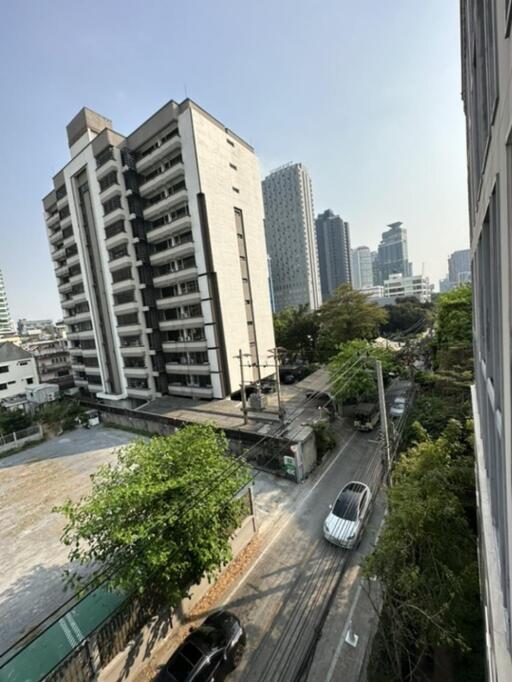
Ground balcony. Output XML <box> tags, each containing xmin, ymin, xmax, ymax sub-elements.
<box><xmin>156</xmin><ymin>291</ymin><xmax>201</xmax><ymax>309</ymax></box>
<box><xmin>139</xmin><ymin>161</ymin><xmax>185</xmax><ymax>197</ymax></box>
<box><xmin>84</xmin><ymin>366</ymin><xmax>101</xmax><ymax>375</ymax></box>
<box><xmin>62</xmin><ymin>233</ymin><xmax>75</xmax><ymax>248</ymax></box>
<box><xmin>143</xmin><ymin>188</ymin><xmax>188</xmax><ymax>222</ymax></box>
<box><xmin>109</xmin><ymin>253</ymin><xmax>132</xmax><ymax>272</ymax></box>
<box><xmin>49</xmin><ymin>228</ymin><xmax>63</xmax><ymax>245</ymax></box>
<box><xmin>67</xmin><ymin>253</ymin><xmax>80</xmax><ymax>268</ymax></box>
<box><xmin>136</xmin><ymin>134</ymin><xmax>181</xmax><ymax>173</ymax></box>
<box><xmin>117</xmin><ymin>322</ymin><xmax>142</xmax><ymax>336</ymax></box>
<box><xmin>159</xmin><ymin>316</ymin><xmax>203</xmax><ymax>332</ymax></box>
<box><xmin>105</xmin><ymin>230</ymin><xmax>129</xmax><ymax>250</ymax></box>
<box><xmin>153</xmin><ymin>265</ymin><xmax>198</xmax><ymax>288</ymax></box>
<box><xmin>81</xmin><ymin>347</ymin><xmax>98</xmax><ymax>357</ymax></box>
<box><xmin>99</xmin><ymin>182</ymin><xmax>120</xmax><ymax>203</ymax></box>
<box><xmin>56</xmin><ymin>195</ymin><xmax>68</xmax><ymax>210</ymax></box>
<box><xmin>146</xmin><ymin>214</ymin><xmax>192</xmax><ymax>244</ymax></box>
<box><xmin>60</xmin><ymin>214</ymin><xmax>72</xmax><ymax>229</ymax></box>
<box><xmin>69</xmin><ymin>272</ymin><xmax>83</xmax><ymax>285</ymax></box>
<box><xmin>58</xmin><ymin>280</ymin><xmax>72</xmax><ymax>293</ymax></box>
<box><xmin>64</xmin><ymin>310</ymin><xmax>91</xmax><ymax>325</ymax></box>
<box><xmin>71</xmin><ymin>360</ymin><xmax>85</xmax><ymax>370</ymax></box>
<box><xmin>167</xmin><ymin>384</ymin><xmax>213</xmax><ymax>399</ymax></box>
<box><xmin>162</xmin><ymin>339</ymin><xmax>207</xmax><ymax>352</ymax></box>
<box><xmin>55</xmin><ymin>263</ymin><xmax>69</xmax><ymax>278</ymax></box>
<box><xmin>52</xmin><ymin>245</ymin><xmax>65</xmax><ymax>260</ymax></box>
<box><xmin>113</xmin><ymin>299</ymin><xmax>139</xmax><ymax>315</ymax></box>
<box><xmin>67</xmin><ymin>328</ymin><xmax>95</xmax><ymax>340</ymax></box>
<box><xmin>96</xmin><ymin>156</ymin><xmax>118</xmax><ymax>180</ymax></box>
<box><xmin>123</xmin><ymin>366</ymin><xmax>148</xmax><ymax>377</ymax></box>
<box><xmin>165</xmin><ymin>362</ymin><xmax>210</xmax><ymax>375</ymax></box>
<box><xmin>120</xmin><ymin>344</ymin><xmax>145</xmax><ymax>356</ymax></box>
<box><xmin>74</xmin><ymin>378</ymin><xmax>88</xmax><ymax>387</ymax></box>
<box><xmin>149</xmin><ymin>239</ymin><xmax>194</xmax><ymax>267</ymax></box>
<box><xmin>46</xmin><ymin>212</ymin><xmax>60</xmax><ymax>227</ymax></box>
<box><xmin>112</xmin><ymin>277</ymin><xmax>135</xmax><ymax>294</ymax></box>
<box><xmin>88</xmin><ymin>382</ymin><xmax>104</xmax><ymax>393</ymax></box>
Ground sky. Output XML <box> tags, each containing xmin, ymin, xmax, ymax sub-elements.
<box><xmin>0</xmin><ymin>0</ymin><xmax>469</xmax><ymax>320</ymax></box>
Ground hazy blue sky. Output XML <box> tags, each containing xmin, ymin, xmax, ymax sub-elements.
<box><xmin>0</xmin><ymin>0</ymin><xmax>468</xmax><ymax>320</ymax></box>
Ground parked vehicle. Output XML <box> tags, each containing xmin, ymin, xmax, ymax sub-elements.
<box><xmin>353</xmin><ymin>403</ymin><xmax>380</xmax><ymax>431</ymax></box>
<box><xmin>389</xmin><ymin>396</ymin><xmax>406</xmax><ymax>418</ymax></box>
<box><xmin>155</xmin><ymin>610</ymin><xmax>246</xmax><ymax>681</ymax></box>
<box><xmin>324</xmin><ymin>481</ymin><xmax>372</xmax><ymax>548</ymax></box>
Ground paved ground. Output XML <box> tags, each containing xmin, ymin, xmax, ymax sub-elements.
<box><xmin>0</xmin><ymin>426</ymin><xmax>138</xmax><ymax>654</ymax></box>
<box><xmin>223</xmin><ymin>422</ymin><xmax>384</xmax><ymax>682</ymax></box>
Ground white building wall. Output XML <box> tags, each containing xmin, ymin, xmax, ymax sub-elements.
<box><xmin>0</xmin><ymin>356</ymin><xmax>38</xmax><ymax>401</ymax></box>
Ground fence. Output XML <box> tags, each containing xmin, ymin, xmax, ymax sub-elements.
<box><xmin>0</xmin><ymin>424</ymin><xmax>43</xmax><ymax>455</ymax></box>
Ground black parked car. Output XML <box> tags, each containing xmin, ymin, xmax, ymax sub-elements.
<box><xmin>156</xmin><ymin>610</ymin><xmax>246</xmax><ymax>681</ymax></box>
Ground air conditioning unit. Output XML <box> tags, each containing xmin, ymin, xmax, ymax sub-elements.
<box><xmin>249</xmin><ymin>393</ymin><xmax>267</xmax><ymax>411</ymax></box>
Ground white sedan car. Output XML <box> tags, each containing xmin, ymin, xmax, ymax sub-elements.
<box><xmin>389</xmin><ymin>396</ymin><xmax>406</xmax><ymax>418</ymax></box>
<box><xmin>323</xmin><ymin>481</ymin><xmax>372</xmax><ymax>549</ymax></box>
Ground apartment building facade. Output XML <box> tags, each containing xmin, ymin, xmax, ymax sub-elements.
<box><xmin>43</xmin><ymin>101</ymin><xmax>275</xmax><ymax>406</ymax></box>
<box><xmin>448</xmin><ymin>248</ymin><xmax>471</xmax><ymax>285</ymax></box>
<box><xmin>351</xmin><ymin>245</ymin><xmax>374</xmax><ymax>290</ymax></box>
<box><xmin>460</xmin><ymin>0</ymin><xmax>512</xmax><ymax>679</ymax></box>
<box><xmin>262</xmin><ymin>163</ymin><xmax>322</xmax><ymax>312</ymax></box>
<box><xmin>23</xmin><ymin>338</ymin><xmax>74</xmax><ymax>389</ymax></box>
<box><xmin>0</xmin><ymin>343</ymin><xmax>38</xmax><ymax>402</ymax></box>
<box><xmin>315</xmin><ymin>209</ymin><xmax>352</xmax><ymax>300</ymax></box>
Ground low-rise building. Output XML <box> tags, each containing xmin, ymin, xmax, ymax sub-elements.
<box><xmin>23</xmin><ymin>338</ymin><xmax>74</xmax><ymax>389</ymax></box>
<box><xmin>382</xmin><ymin>273</ymin><xmax>432</xmax><ymax>303</ymax></box>
<box><xmin>0</xmin><ymin>342</ymin><xmax>39</xmax><ymax>402</ymax></box>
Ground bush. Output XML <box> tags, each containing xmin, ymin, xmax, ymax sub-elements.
<box><xmin>312</xmin><ymin>420</ymin><xmax>336</xmax><ymax>461</ymax></box>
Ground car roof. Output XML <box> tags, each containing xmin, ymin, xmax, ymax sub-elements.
<box><xmin>342</xmin><ymin>481</ymin><xmax>369</xmax><ymax>495</ymax></box>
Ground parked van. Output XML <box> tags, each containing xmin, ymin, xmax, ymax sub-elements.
<box><xmin>353</xmin><ymin>403</ymin><xmax>380</xmax><ymax>431</ymax></box>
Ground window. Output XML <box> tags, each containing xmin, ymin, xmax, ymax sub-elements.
<box><xmin>56</xmin><ymin>185</ymin><xmax>67</xmax><ymax>200</ymax></box>
<box><xmin>117</xmin><ymin>313</ymin><xmax>139</xmax><ymax>327</ymax></box>
<box><xmin>232</xmin><ymin>187</ymin><xmax>240</xmax><ymax>194</ymax></box>
<box><xmin>112</xmin><ymin>266</ymin><xmax>132</xmax><ymax>283</ymax></box>
<box><xmin>26</xmin><ymin>378</ymin><xmax>34</xmax><ymax>385</ymax></box>
<box><xmin>0</xmin><ymin>384</ymin><xmax>6</xmax><ymax>391</ymax></box>
<box><xmin>99</xmin><ymin>170</ymin><xmax>118</xmax><ymax>192</ymax></box>
<box><xmin>59</xmin><ymin>205</ymin><xmax>70</xmax><ymax>220</ymax></box>
<box><xmin>109</xmin><ymin>244</ymin><xmax>129</xmax><ymax>261</ymax></box>
<box><xmin>103</xmin><ymin>195</ymin><xmax>122</xmax><ymax>216</ymax></box>
<box><xmin>18</xmin><ymin>361</ymin><xmax>28</xmax><ymax>366</ymax></box>
<box><xmin>229</xmin><ymin>163</ymin><xmax>238</xmax><ymax>170</ymax></box>
<box><xmin>127</xmin><ymin>377</ymin><xmax>148</xmax><ymax>389</ymax></box>
<box><xmin>0</xmin><ymin>366</ymin><xmax>8</xmax><ymax>373</ymax></box>
<box><xmin>105</xmin><ymin>219</ymin><xmax>125</xmax><ymax>239</ymax></box>
<box><xmin>114</xmin><ymin>290</ymin><xmax>135</xmax><ymax>305</ymax></box>
<box><xmin>120</xmin><ymin>335</ymin><xmax>141</xmax><ymax>347</ymax></box>
<box><xmin>226</xmin><ymin>138</ymin><xmax>235</xmax><ymax>147</ymax></box>
<box><xmin>96</xmin><ymin>146</ymin><xmax>114</xmax><ymax>168</ymax></box>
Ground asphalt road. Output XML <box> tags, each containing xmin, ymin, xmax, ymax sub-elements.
<box><xmin>223</xmin><ymin>422</ymin><xmax>384</xmax><ymax>682</ymax></box>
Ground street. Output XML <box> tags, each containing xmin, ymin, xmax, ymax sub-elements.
<box><xmin>223</xmin><ymin>422</ymin><xmax>384</xmax><ymax>682</ymax></box>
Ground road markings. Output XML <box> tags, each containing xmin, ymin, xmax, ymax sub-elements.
<box><xmin>222</xmin><ymin>431</ymin><xmax>358</xmax><ymax>606</ymax></box>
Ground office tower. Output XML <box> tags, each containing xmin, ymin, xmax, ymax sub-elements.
<box><xmin>374</xmin><ymin>222</ymin><xmax>413</xmax><ymax>285</ymax></box>
<box><xmin>461</xmin><ymin>1</ymin><xmax>512</xmax><ymax>678</ymax></box>
<box><xmin>351</xmin><ymin>245</ymin><xmax>374</xmax><ymax>290</ymax></box>
<box><xmin>315</xmin><ymin>209</ymin><xmax>352</xmax><ymax>300</ymax></box>
<box><xmin>0</xmin><ymin>269</ymin><xmax>13</xmax><ymax>335</ymax></box>
<box><xmin>43</xmin><ymin>101</ymin><xmax>275</xmax><ymax>406</ymax></box>
<box><xmin>448</xmin><ymin>248</ymin><xmax>471</xmax><ymax>285</ymax></box>
<box><xmin>439</xmin><ymin>277</ymin><xmax>452</xmax><ymax>293</ymax></box>
<box><xmin>262</xmin><ymin>163</ymin><xmax>321</xmax><ymax>312</ymax></box>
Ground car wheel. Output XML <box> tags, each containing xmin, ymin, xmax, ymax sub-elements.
<box><xmin>228</xmin><ymin>641</ymin><xmax>245</xmax><ymax>670</ymax></box>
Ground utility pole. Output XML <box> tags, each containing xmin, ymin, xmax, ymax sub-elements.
<box><xmin>269</xmin><ymin>347</ymin><xmax>285</xmax><ymax>425</ymax></box>
<box><xmin>375</xmin><ymin>359</ymin><xmax>391</xmax><ymax>480</ymax></box>
<box><xmin>237</xmin><ymin>349</ymin><xmax>248</xmax><ymax>425</ymax></box>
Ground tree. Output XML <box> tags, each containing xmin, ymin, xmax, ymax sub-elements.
<box><xmin>55</xmin><ymin>424</ymin><xmax>251</xmax><ymax>606</ymax></box>
<box><xmin>273</xmin><ymin>305</ymin><xmax>319</xmax><ymax>362</ymax></box>
<box><xmin>381</xmin><ymin>297</ymin><xmax>433</xmax><ymax>336</ymax></box>
<box><xmin>364</xmin><ymin>421</ymin><xmax>484</xmax><ymax>681</ymax></box>
<box><xmin>317</xmin><ymin>285</ymin><xmax>388</xmax><ymax>360</ymax></box>
<box><xmin>0</xmin><ymin>407</ymin><xmax>32</xmax><ymax>435</ymax></box>
<box><xmin>328</xmin><ymin>339</ymin><xmax>397</xmax><ymax>405</ymax></box>
<box><xmin>435</xmin><ymin>285</ymin><xmax>473</xmax><ymax>371</ymax></box>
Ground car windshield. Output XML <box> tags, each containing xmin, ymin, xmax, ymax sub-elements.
<box><xmin>394</xmin><ymin>397</ymin><xmax>406</xmax><ymax>404</ymax></box>
<box><xmin>195</xmin><ymin>625</ymin><xmax>225</xmax><ymax>647</ymax></box>
<box><xmin>332</xmin><ymin>492</ymin><xmax>359</xmax><ymax>521</ymax></box>
<box><xmin>167</xmin><ymin>642</ymin><xmax>203</xmax><ymax>679</ymax></box>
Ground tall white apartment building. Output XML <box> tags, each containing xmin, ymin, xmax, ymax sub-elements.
<box><xmin>0</xmin><ymin>268</ymin><xmax>14</xmax><ymax>335</ymax></box>
<box><xmin>351</xmin><ymin>246</ymin><xmax>374</xmax><ymax>290</ymax></box>
<box><xmin>262</xmin><ymin>163</ymin><xmax>322</xmax><ymax>312</ymax></box>
<box><xmin>382</xmin><ymin>273</ymin><xmax>432</xmax><ymax>303</ymax></box>
<box><xmin>43</xmin><ymin>101</ymin><xmax>275</xmax><ymax>407</ymax></box>
<box><xmin>461</xmin><ymin>1</ymin><xmax>512</xmax><ymax>678</ymax></box>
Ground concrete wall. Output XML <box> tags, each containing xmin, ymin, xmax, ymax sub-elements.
<box><xmin>0</xmin><ymin>356</ymin><xmax>38</xmax><ymax>401</ymax></box>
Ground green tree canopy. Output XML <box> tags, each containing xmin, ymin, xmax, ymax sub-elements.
<box><xmin>318</xmin><ymin>285</ymin><xmax>388</xmax><ymax>360</ymax></box>
<box><xmin>56</xmin><ymin>424</ymin><xmax>251</xmax><ymax>606</ymax></box>
<box><xmin>364</xmin><ymin>420</ymin><xmax>483</xmax><ymax>681</ymax></box>
<box><xmin>328</xmin><ymin>339</ymin><xmax>397</xmax><ymax>404</ymax></box>
<box><xmin>273</xmin><ymin>304</ymin><xmax>319</xmax><ymax>362</ymax></box>
<box><xmin>381</xmin><ymin>297</ymin><xmax>433</xmax><ymax>336</ymax></box>
<box><xmin>0</xmin><ymin>407</ymin><xmax>32</xmax><ymax>435</ymax></box>
<box><xmin>435</xmin><ymin>285</ymin><xmax>473</xmax><ymax>371</ymax></box>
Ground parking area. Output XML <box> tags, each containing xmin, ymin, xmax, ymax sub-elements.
<box><xmin>0</xmin><ymin>426</ymin><xmax>139</xmax><ymax>654</ymax></box>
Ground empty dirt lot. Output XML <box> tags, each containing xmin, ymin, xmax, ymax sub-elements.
<box><xmin>0</xmin><ymin>426</ymin><xmax>139</xmax><ymax>654</ymax></box>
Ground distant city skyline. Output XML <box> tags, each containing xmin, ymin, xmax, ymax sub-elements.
<box><xmin>1</xmin><ymin>1</ymin><xmax>469</xmax><ymax>318</ymax></box>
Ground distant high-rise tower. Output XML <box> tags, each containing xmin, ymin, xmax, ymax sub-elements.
<box><xmin>262</xmin><ymin>163</ymin><xmax>322</xmax><ymax>312</ymax></box>
<box><xmin>374</xmin><ymin>222</ymin><xmax>412</xmax><ymax>284</ymax></box>
<box><xmin>0</xmin><ymin>268</ymin><xmax>13</xmax><ymax>335</ymax></box>
<box><xmin>351</xmin><ymin>246</ymin><xmax>374</xmax><ymax>290</ymax></box>
<box><xmin>448</xmin><ymin>249</ymin><xmax>471</xmax><ymax>285</ymax></box>
<box><xmin>315</xmin><ymin>210</ymin><xmax>352</xmax><ymax>300</ymax></box>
